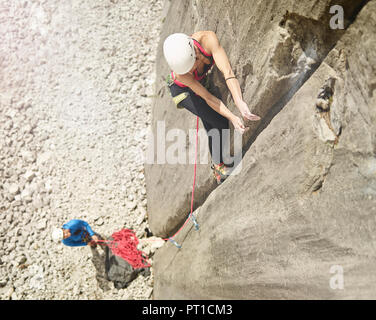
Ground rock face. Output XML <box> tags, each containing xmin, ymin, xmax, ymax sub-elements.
<box><xmin>149</xmin><ymin>0</ymin><xmax>376</xmax><ymax>299</ymax></box>
<box><xmin>145</xmin><ymin>0</ymin><xmax>369</xmax><ymax>238</ymax></box>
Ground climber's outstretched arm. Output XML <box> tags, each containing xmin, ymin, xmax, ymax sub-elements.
<box><xmin>206</xmin><ymin>31</ymin><xmax>261</xmax><ymax>122</ymax></box>
<box><xmin>176</xmin><ymin>72</ymin><xmax>247</xmax><ymax>133</ymax></box>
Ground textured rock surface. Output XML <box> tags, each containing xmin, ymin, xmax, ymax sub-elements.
<box><xmin>145</xmin><ymin>0</ymin><xmax>369</xmax><ymax>238</ymax></box>
<box><xmin>0</xmin><ymin>0</ymin><xmax>163</xmax><ymax>300</ymax></box>
<box><xmin>153</xmin><ymin>0</ymin><xmax>376</xmax><ymax>299</ymax></box>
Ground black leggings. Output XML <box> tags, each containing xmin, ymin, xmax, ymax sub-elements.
<box><xmin>169</xmin><ymin>83</ymin><xmax>230</xmax><ymax>165</ymax></box>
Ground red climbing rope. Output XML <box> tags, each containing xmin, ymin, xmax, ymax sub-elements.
<box><xmin>190</xmin><ymin>116</ymin><xmax>199</xmax><ymax>216</ymax></box>
<box><xmin>162</xmin><ymin>115</ymin><xmax>200</xmax><ymax>242</ymax></box>
<box><xmin>97</xmin><ymin>229</ymin><xmax>151</xmax><ymax>269</ymax></box>
<box><xmin>98</xmin><ymin>116</ymin><xmax>200</xmax><ymax>261</ymax></box>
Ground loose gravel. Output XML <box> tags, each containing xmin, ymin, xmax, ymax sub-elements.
<box><xmin>0</xmin><ymin>0</ymin><xmax>164</xmax><ymax>300</ymax></box>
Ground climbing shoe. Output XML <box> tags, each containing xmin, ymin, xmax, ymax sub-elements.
<box><xmin>211</xmin><ymin>162</ymin><xmax>231</xmax><ymax>185</ymax></box>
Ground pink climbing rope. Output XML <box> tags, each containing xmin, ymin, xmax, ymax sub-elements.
<box><xmin>190</xmin><ymin>116</ymin><xmax>199</xmax><ymax>216</ymax></box>
<box><xmin>97</xmin><ymin>116</ymin><xmax>200</xmax><ymax>263</ymax></box>
<box><xmin>162</xmin><ymin>115</ymin><xmax>200</xmax><ymax>241</ymax></box>
<box><xmin>126</xmin><ymin>116</ymin><xmax>200</xmax><ymax>247</ymax></box>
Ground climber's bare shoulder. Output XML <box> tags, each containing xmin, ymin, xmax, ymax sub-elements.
<box><xmin>191</xmin><ymin>30</ymin><xmax>219</xmax><ymax>55</ymax></box>
<box><xmin>175</xmin><ymin>71</ymin><xmax>194</xmax><ymax>85</ymax></box>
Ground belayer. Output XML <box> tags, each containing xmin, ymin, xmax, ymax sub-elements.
<box><xmin>163</xmin><ymin>31</ymin><xmax>261</xmax><ymax>184</ymax></box>
<box><xmin>51</xmin><ymin>219</ymin><xmax>103</xmax><ymax>248</ymax></box>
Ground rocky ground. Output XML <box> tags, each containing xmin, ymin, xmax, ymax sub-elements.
<box><xmin>0</xmin><ymin>0</ymin><xmax>164</xmax><ymax>300</ymax></box>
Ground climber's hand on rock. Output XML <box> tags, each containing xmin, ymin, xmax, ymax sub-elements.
<box><xmin>231</xmin><ymin>115</ymin><xmax>249</xmax><ymax>134</ymax></box>
<box><xmin>237</xmin><ymin>100</ymin><xmax>261</xmax><ymax>121</ymax></box>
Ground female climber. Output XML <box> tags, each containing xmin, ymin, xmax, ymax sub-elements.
<box><xmin>163</xmin><ymin>31</ymin><xmax>261</xmax><ymax>184</ymax></box>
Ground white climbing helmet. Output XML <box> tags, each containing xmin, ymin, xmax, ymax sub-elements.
<box><xmin>163</xmin><ymin>33</ymin><xmax>196</xmax><ymax>75</ymax></box>
<box><xmin>51</xmin><ymin>228</ymin><xmax>63</xmax><ymax>242</ymax></box>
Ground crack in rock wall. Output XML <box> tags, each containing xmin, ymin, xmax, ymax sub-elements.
<box><xmin>145</xmin><ymin>0</ymin><xmax>370</xmax><ymax>239</ymax></box>
<box><xmin>151</xmin><ymin>0</ymin><xmax>376</xmax><ymax>299</ymax></box>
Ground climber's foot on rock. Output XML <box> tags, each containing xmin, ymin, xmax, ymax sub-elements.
<box><xmin>211</xmin><ymin>162</ymin><xmax>231</xmax><ymax>185</ymax></box>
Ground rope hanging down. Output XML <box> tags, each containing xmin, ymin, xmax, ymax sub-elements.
<box><xmin>97</xmin><ymin>116</ymin><xmax>201</xmax><ymax>267</ymax></box>
<box><xmin>164</xmin><ymin>116</ymin><xmax>200</xmax><ymax>247</ymax></box>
